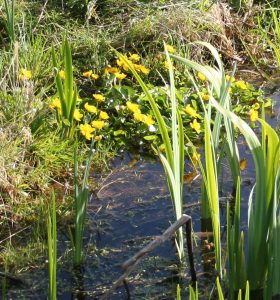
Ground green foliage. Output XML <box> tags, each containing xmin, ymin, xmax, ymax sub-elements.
<box><xmin>73</xmin><ymin>141</ymin><xmax>94</xmax><ymax>266</ymax></box>
<box><xmin>52</xmin><ymin>38</ymin><xmax>77</xmax><ymax>139</ymax></box>
<box><xmin>4</xmin><ymin>0</ymin><xmax>15</xmax><ymax>43</ymax></box>
<box><xmin>48</xmin><ymin>192</ymin><xmax>57</xmax><ymax>300</ymax></box>
<box><xmin>116</xmin><ymin>46</ymin><xmax>186</xmax><ymax>261</ymax></box>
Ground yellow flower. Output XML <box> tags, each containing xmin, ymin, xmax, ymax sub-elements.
<box><xmin>235</xmin><ymin>80</ymin><xmax>247</xmax><ymax>90</ymax></box>
<box><xmin>129</xmin><ymin>54</ymin><xmax>140</xmax><ymax>62</ymax></box>
<box><xmin>127</xmin><ymin>101</ymin><xmax>141</xmax><ymax>114</ymax></box>
<box><xmin>19</xmin><ymin>69</ymin><xmax>32</xmax><ymax>80</ymax></box>
<box><xmin>192</xmin><ymin>151</ymin><xmax>200</xmax><ymax>167</ymax></box>
<box><xmin>166</xmin><ymin>44</ymin><xmax>176</xmax><ymax>54</ymax></box>
<box><xmin>91</xmin><ymin>73</ymin><xmax>99</xmax><ymax>80</ymax></box>
<box><xmin>248</xmin><ymin>109</ymin><xmax>258</xmax><ymax>122</ymax></box>
<box><xmin>91</xmin><ymin>120</ymin><xmax>105</xmax><ymax>129</ymax></box>
<box><xmin>139</xmin><ymin>65</ymin><xmax>150</xmax><ymax>75</ymax></box>
<box><xmin>93</xmin><ymin>94</ymin><xmax>105</xmax><ymax>102</ymax></box>
<box><xmin>116</xmin><ymin>57</ymin><xmax>129</xmax><ymax>71</ymax></box>
<box><xmin>115</xmin><ymin>72</ymin><xmax>127</xmax><ymax>80</ymax></box>
<box><xmin>142</xmin><ymin>115</ymin><xmax>155</xmax><ymax>126</ymax></box>
<box><xmin>99</xmin><ymin>111</ymin><xmax>109</xmax><ymax>120</ymax></box>
<box><xmin>84</xmin><ymin>102</ymin><xmax>97</xmax><ymax>113</ymax></box>
<box><xmin>164</xmin><ymin>61</ymin><xmax>174</xmax><ymax>70</ymax></box>
<box><xmin>80</xmin><ymin>123</ymin><xmax>95</xmax><ymax>140</ymax></box>
<box><xmin>184</xmin><ymin>104</ymin><xmax>199</xmax><ymax>118</ymax></box>
<box><xmin>133</xmin><ymin>64</ymin><xmax>150</xmax><ymax>75</ymax></box>
<box><xmin>133</xmin><ymin>113</ymin><xmax>154</xmax><ymax>125</ymax></box>
<box><xmin>95</xmin><ymin>135</ymin><xmax>103</xmax><ymax>141</ymax></box>
<box><xmin>225</xmin><ymin>74</ymin><xmax>235</xmax><ymax>82</ymax></box>
<box><xmin>197</xmin><ymin>72</ymin><xmax>206</xmax><ymax>81</ymax></box>
<box><xmin>133</xmin><ymin>112</ymin><xmax>145</xmax><ymax>122</ymax></box>
<box><xmin>49</xmin><ymin>97</ymin><xmax>61</xmax><ymax>110</ymax></box>
<box><xmin>83</xmin><ymin>70</ymin><xmax>93</xmax><ymax>78</ymax></box>
<box><xmin>59</xmin><ymin>70</ymin><xmax>65</xmax><ymax>80</ymax></box>
<box><xmin>190</xmin><ymin>119</ymin><xmax>201</xmax><ymax>134</ymax></box>
<box><xmin>201</xmin><ymin>93</ymin><xmax>210</xmax><ymax>101</ymax></box>
<box><xmin>104</xmin><ymin>67</ymin><xmax>119</xmax><ymax>75</ymax></box>
<box><xmin>74</xmin><ymin>109</ymin><xmax>83</xmax><ymax>121</ymax></box>
<box><xmin>252</xmin><ymin>103</ymin><xmax>260</xmax><ymax>110</ymax></box>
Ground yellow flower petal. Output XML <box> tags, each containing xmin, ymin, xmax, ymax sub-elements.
<box><xmin>99</xmin><ymin>111</ymin><xmax>109</xmax><ymax>120</ymax></box>
<box><xmin>59</xmin><ymin>70</ymin><xmax>65</xmax><ymax>80</ymax></box>
<box><xmin>80</xmin><ymin>123</ymin><xmax>95</xmax><ymax>140</ymax></box>
<box><xmin>235</xmin><ymin>80</ymin><xmax>247</xmax><ymax>90</ymax></box>
<box><xmin>83</xmin><ymin>70</ymin><xmax>93</xmax><ymax>78</ymax></box>
<box><xmin>129</xmin><ymin>54</ymin><xmax>140</xmax><ymax>62</ymax></box>
<box><xmin>197</xmin><ymin>72</ymin><xmax>206</xmax><ymax>81</ymax></box>
<box><xmin>93</xmin><ymin>94</ymin><xmax>105</xmax><ymax>102</ymax></box>
<box><xmin>166</xmin><ymin>44</ymin><xmax>176</xmax><ymax>54</ymax></box>
<box><xmin>248</xmin><ymin>109</ymin><xmax>258</xmax><ymax>122</ymax></box>
<box><xmin>184</xmin><ymin>104</ymin><xmax>199</xmax><ymax>118</ymax></box>
<box><xmin>74</xmin><ymin>109</ymin><xmax>83</xmax><ymax>121</ymax></box>
<box><xmin>91</xmin><ymin>120</ymin><xmax>105</xmax><ymax>129</ymax></box>
<box><xmin>115</xmin><ymin>72</ymin><xmax>127</xmax><ymax>80</ymax></box>
<box><xmin>91</xmin><ymin>73</ymin><xmax>99</xmax><ymax>80</ymax></box>
<box><xmin>127</xmin><ymin>101</ymin><xmax>141</xmax><ymax>114</ymax></box>
<box><xmin>190</xmin><ymin>119</ymin><xmax>201</xmax><ymax>134</ymax></box>
<box><xmin>19</xmin><ymin>69</ymin><xmax>32</xmax><ymax>80</ymax></box>
<box><xmin>84</xmin><ymin>102</ymin><xmax>97</xmax><ymax>113</ymax></box>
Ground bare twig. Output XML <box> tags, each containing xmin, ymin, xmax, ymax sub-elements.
<box><xmin>100</xmin><ymin>214</ymin><xmax>196</xmax><ymax>299</ymax></box>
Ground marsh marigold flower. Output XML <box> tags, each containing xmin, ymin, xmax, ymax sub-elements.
<box><xmin>104</xmin><ymin>67</ymin><xmax>119</xmax><ymax>75</ymax></box>
<box><xmin>197</xmin><ymin>72</ymin><xmax>206</xmax><ymax>81</ymax></box>
<box><xmin>184</xmin><ymin>104</ymin><xmax>199</xmax><ymax>118</ymax></box>
<box><xmin>249</xmin><ymin>109</ymin><xmax>258</xmax><ymax>122</ymax></box>
<box><xmin>84</xmin><ymin>102</ymin><xmax>97</xmax><ymax>114</ymax></box>
<box><xmin>201</xmin><ymin>93</ymin><xmax>210</xmax><ymax>101</ymax></box>
<box><xmin>80</xmin><ymin>123</ymin><xmax>95</xmax><ymax>140</ymax></box>
<box><xmin>74</xmin><ymin>109</ymin><xmax>83</xmax><ymax>121</ymax></box>
<box><xmin>192</xmin><ymin>151</ymin><xmax>200</xmax><ymax>167</ymax></box>
<box><xmin>127</xmin><ymin>101</ymin><xmax>141</xmax><ymax>114</ymax></box>
<box><xmin>235</xmin><ymin>80</ymin><xmax>247</xmax><ymax>90</ymax></box>
<box><xmin>142</xmin><ymin>115</ymin><xmax>155</xmax><ymax>126</ymax></box>
<box><xmin>133</xmin><ymin>64</ymin><xmax>149</xmax><ymax>75</ymax></box>
<box><xmin>91</xmin><ymin>120</ymin><xmax>105</xmax><ymax>129</ymax></box>
<box><xmin>93</xmin><ymin>94</ymin><xmax>105</xmax><ymax>102</ymax></box>
<box><xmin>190</xmin><ymin>119</ymin><xmax>201</xmax><ymax>134</ymax></box>
<box><xmin>83</xmin><ymin>70</ymin><xmax>93</xmax><ymax>78</ymax></box>
<box><xmin>99</xmin><ymin>111</ymin><xmax>109</xmax><ymax>120</ymax></box>
<box><xmin>133</xmin><ymin>112</ymin><xmax>145</xmax><ymax>122</ymax></box>
<box><xmin>116</xmin><ymin>57</ymin><xmax>129</xmax><ymax>71</ymax></box>
<box><xmin>19</xmin><ymin>69</ymin><xmax>32</xmax><ymax>80</ymax></box>
<box><xmin>115</xmin><ymin>72</ymin><xmax>126</xmax><ymax>80</ymax></box>
<box><xmin>49</xmin><ymin>98</ymin><xmax>61</xmax><ymax>113</ymax></box>
<box><xmin>166</xmin><ymin>44</ymin><xmax>176</xmax><ymax>54</ymax></box>
<box><xmin>91</xmin><ymin>73</ymin><xmax>99</xmax><ymax>80</ymax></box>
<box><xmin>129</xmin><ymin>53</ymin><xmax>140</xmax><ymax>62</ymax></box>
<box><xmin>225</xmin><ymin>74</ymin><xmax>235</xmax><ymax>82</ymax></box>
<box><xmin>59</xmin><ymin>70</ymin><xmax>65</xmax><ymax>80</ymax></box>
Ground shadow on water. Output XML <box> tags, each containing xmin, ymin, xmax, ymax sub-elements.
<box><xmin>2</xmin><ymin>90</ymin><xmax>280</xmax><ymax>299</ymax></box>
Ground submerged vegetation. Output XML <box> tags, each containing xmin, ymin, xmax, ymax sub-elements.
<box><xmin>0</xmin><ymin>0</ymin><xmax>280</xmax><ymax>298</ymax></box>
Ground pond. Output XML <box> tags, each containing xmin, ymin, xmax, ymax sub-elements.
<box><xmin>3</xmin><ymin>90</ymin><xmax>280</xmax><ymax>299</ymax></box>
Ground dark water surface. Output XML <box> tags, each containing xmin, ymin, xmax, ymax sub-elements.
<box><xmin>3</xmin><ymin>91</ymin><xmax>280</xmax><ymax>299</ymax></box>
